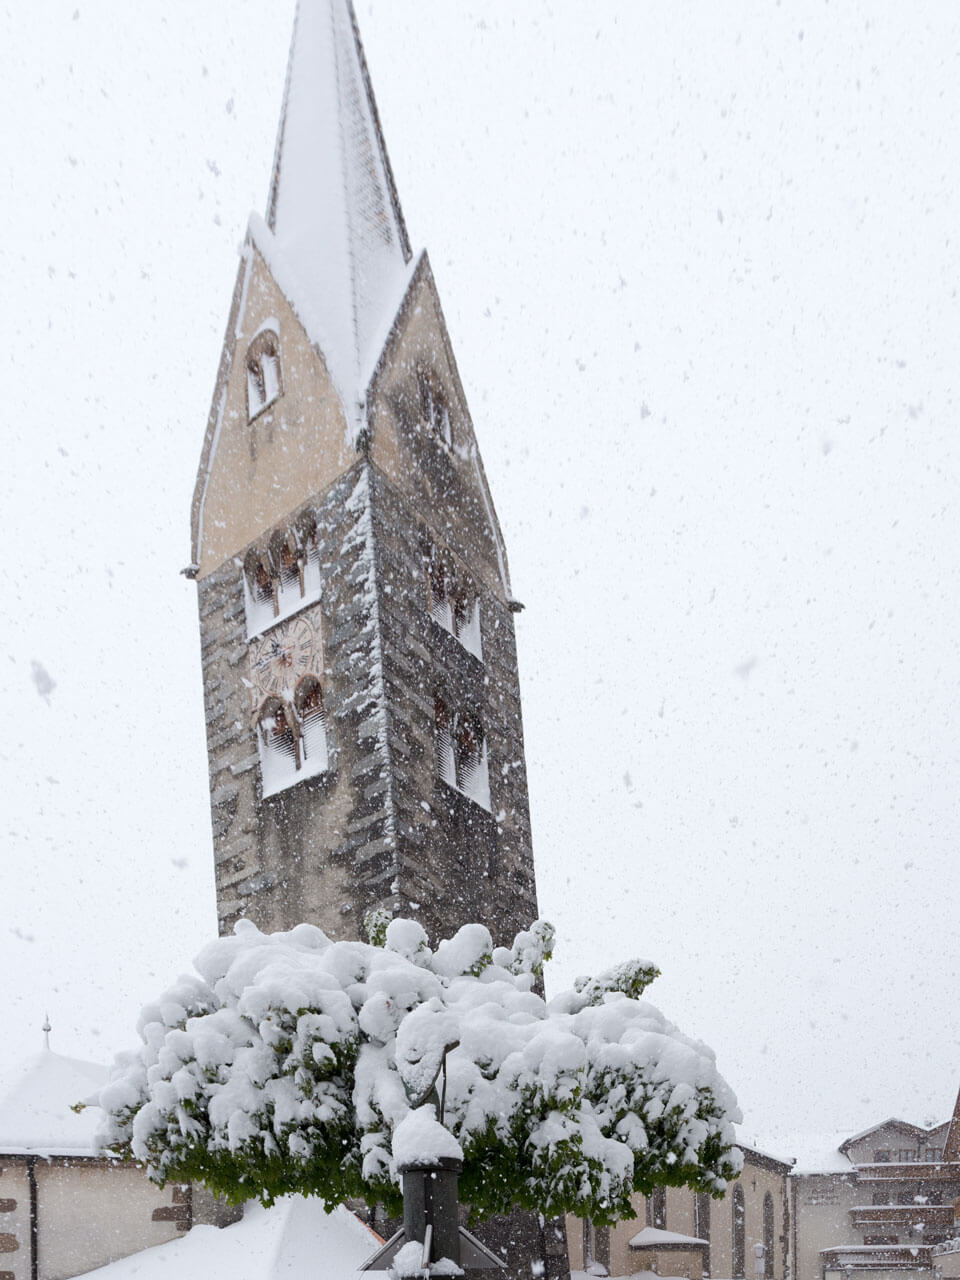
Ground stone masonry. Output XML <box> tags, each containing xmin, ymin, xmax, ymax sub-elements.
<box><xmin>198</xmin><ymin>456</ymin><xmax>539</xmax><ymax>950</ymax></box>
<box><xmin>369</xmin><ymin>463</ymin><xmax>539</xmax><ymax>943</ymax></box>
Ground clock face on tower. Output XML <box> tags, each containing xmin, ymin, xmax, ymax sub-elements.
<box><xmin>248</xmin><ymin>614</ymin><xmax>320</xmax><ymax>703</ymax></box>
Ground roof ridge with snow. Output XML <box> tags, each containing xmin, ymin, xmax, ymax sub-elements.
<box><xmin>263</xmin><ymin>0</ymin><xmax>412</xmax><ymax>415</ymax></box>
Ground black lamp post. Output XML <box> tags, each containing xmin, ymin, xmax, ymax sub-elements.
<box><xmin>398</xmin><ymin>1155</ymin><xmax>464</xmax><ymax>1269</ymax></box>
<box><xmin>360</xmin><ymin>1042</ymin><xmax>504</xmax><ymax>1274</ymax></box>
<box><xmin>360</xmin><ymin>1154</ymin><xmax>503</xmax><ymax>1273</ymax></box>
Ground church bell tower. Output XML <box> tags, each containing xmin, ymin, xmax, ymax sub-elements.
<box><xmin>190</xmin><ymin>0</ymin><xmax>539</xmax><ymax>950</ymax></box>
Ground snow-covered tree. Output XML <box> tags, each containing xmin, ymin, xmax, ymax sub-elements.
<box><xmin>97</xmin><ymin>917</ymin><xmax>742</xmax><ymax>1224</ymax></box>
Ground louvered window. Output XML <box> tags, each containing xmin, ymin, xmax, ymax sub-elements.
<box><xmin>294</xmin><ymin>676</ymin><xmax>328</xmax><ymax>774</ymax></box>
<box><xmin>435</xmin><ymin>695</ymin><xmax>490</xmax><ymax>810</ymax></box>
<box><xmin>425</xmin><ymin>544</ymin><xmax>482</xmax><ymax>661</ymax></box>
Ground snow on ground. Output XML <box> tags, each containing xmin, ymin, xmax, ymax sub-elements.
<box><xmin>572</xmin><ymin>1275</ymin><xmax>741</xmax><ymax>1280</ymax></box>
<box><xmin>77</xmin><ymin>1196</ymin><xmax>379</xmax><ymax>1279</ymax></box>
<box><xmin>572</xmin><ymin>1273</ymin><xmax>686</xmax><ymax>1280</ymax></box>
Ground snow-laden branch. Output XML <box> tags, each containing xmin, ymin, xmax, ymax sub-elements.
<box><xmin>97</xmin><ymin>917</ymin><xmax>741</xmax><ymax>1223</ymax></box>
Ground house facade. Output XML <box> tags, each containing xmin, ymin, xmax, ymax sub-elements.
<box><xmin>0</xmin><ymin>1041</ymin><xmax>191</xmax><ymax>1280</ymax></box>
<box><xmin>567</xmin><ymin>1146</ymin><xmax>792</xmax><ymax>1280</ymax></box>
<box><xmin>790</xmin><ymin>1110</ymin><xmax>960</xmax><ymax>1280</ymax></box>
<box><xmin>566</xmin><ymin>1095</ymin><xmax>960</xmax><ymax>1280</ymax></box>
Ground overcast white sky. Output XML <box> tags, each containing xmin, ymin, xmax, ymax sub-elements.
<box><xmin>2</xmin><ymin>0</ymin><xmax>959</xmax><ymax>1151</ymax></box>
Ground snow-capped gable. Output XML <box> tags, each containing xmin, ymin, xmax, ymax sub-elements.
<box><xmin>365</xmin><ymin>252</ymin><xmax>514</xmax><ymax>603</ymax></box>
<box><xmin>839</xmin><ymin>1116</ymin><xmax>951</xmax><ymax>1163</ymax></box>
<box><xmin>0</xmin><ymin>1047</ymin><xmax>107</xmax><ymax>1156</ymax></box>
<box><xmin>265</xmin><ymin>0</ymin><xmax>411</xmax><ymax>421</ymax></box>
<box><xmin>191</xmin><ymin>239</ymin><xmax>355</xmax><ymax>579</ymax></box>
<box><xmin>191</xmin><ymin>0</ymin><xmax>419</xmax><ymax>578</ymax></box>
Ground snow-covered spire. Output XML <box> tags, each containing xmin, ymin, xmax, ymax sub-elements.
<box><xmin>264</xmin><ymin>0</ymin><xmax>412</xmax><ymax>410</ymax></box>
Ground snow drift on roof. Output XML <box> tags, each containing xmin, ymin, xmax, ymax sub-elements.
<box><xmin>78</xmin><ymin>1196</ymin><xmax>378</xmax><ymax>1279</ymax></box>
<box><xmin>629</xmin><ymin>1227</ymin><xmax>709</xmax><ymax>1248</ymax></box>
<box><xmin>749</xmin><ymin>1130</ymin><xmax>853</xmax><ymax>1175</ymax></box>
<box><xmin>0</xmin><ymin>1047</ymin><xmax>107</xmax><ymax>1156</ymax></box>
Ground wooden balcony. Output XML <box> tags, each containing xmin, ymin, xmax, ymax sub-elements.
<box><xmin>850</xmin><ymin>1206</ymin><xmax>956</xmax><ymax>1231</ymax></box>
<box><xmin>857</xmin><ymin>1164</ymin><xmax>960</xmax><ymax>1184</ymax></box>
<box><xmin>822</xmin><ymin>1244</ymin><xmax>934</xmax><ymax>1274</ymax></box>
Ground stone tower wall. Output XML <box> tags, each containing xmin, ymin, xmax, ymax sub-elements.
<box><xmin>198</xmin><ymin>462</ymin><xmax>399</xmax><ymax>938</ymax></box>
<box><xmin>197</xmin><ymin>459</ymin><xmax>538</xmax><ymax>949</ymax></box>
<box><xmin>368</xmin><ymin>465</ymin><xmax>539</xmax><ymax>946</ymax></box>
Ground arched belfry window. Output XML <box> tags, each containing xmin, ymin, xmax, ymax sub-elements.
<box><xmin>455</xmin><ymin>709</ymin><xmax>489</xmax><ymax>808</ymax></box>
<box><xmin>246</xmin><ymin>549</ymin><xmax>276</xmax><ymax>613</ymax></box>
<box><xmin>434</xmin><ymin>694</ymin><xmax>491</xmax><ymax>811</ymax></box>
<box><xmin>246</xmin><ymin>326</ymin><xmax>283</xmax><ymax>421</ymax></box>
<box><xmin>294</xmin><ymin>675</ymin><xmax>327</xmax><ymax>773</ymax></box>
<box><xmin>429</xmin><ymin>552</ymin><xmax>454</xmax><ymax>632</ymax></box>
<box><xmin>255</xmin><ymin>677</ymin><xmax>328</xmax><ymax>799</ymax></box>
<box><xmin>435</xmin><ymin>694</ymin><xmax>456</xmax><ymax>789</ymax></box>
<box><xmin>256</xmin><ymin>695</ymin><xmax>299</xmax><ymax>796</ymax></box>
<box><xmin>243</xmin><ymin>511</ymin><xmax>322</xmax><ymax>638</ymax></box>
<box><xmin>271</xmin><ymin>529</ymin><xmax>302</xmax><ymax>595</ymax></box>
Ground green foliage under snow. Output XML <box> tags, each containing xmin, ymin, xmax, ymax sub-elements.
<box><xmin>97</xmin><ymin>916</ymin><xmax>741</xmax><ymax>1224</ymax></box>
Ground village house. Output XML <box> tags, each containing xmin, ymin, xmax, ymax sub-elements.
<box><xmin>567</xmin><ymin>1144</ymin><xmax>792</xmax><ymax>1280</ymax></box>
<box><xmin>0</xmin><ymin>1030</ymin><xmax>190</xmax><ymax>1280</ymax></box>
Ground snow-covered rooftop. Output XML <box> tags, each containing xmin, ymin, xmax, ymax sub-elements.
<box><xmin>77</xmin><ymin>1196</ymin><xmax>378</xmax><ymax>1278</ymax></box>
<box><xmin>748</xmin><ymin>1131</ymin><xmax>853</xmax><ymax>1175</ymax></box>
<box><xmin>0</xmin><ymin>1045</ymin><xmax>108</xmax><ymax>1156</ymax></box>
<box><xmin>629</xmin><ymin>1227</ymin><xmax>708</xmax><ymax>1249</ymax></box>
<box><xmin>839</xmin><ymin>1116</ymin><xmax>948</xmax><ymax>1151</ymax></box>
<box><xmin>261</xmin><ymin>0</ymin><xmax>413</xmax><ymax>414</ymax></box>
<box><xmin>732</xmin><ymin>1131</ymin><xmax>795</xmax><ymax>1170</ymax></box>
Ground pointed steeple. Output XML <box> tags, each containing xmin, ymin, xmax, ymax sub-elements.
<box><xmin>262</xmin><ymin>0</ymin><xmax>412</xmax><ymax>409</ymax></box>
